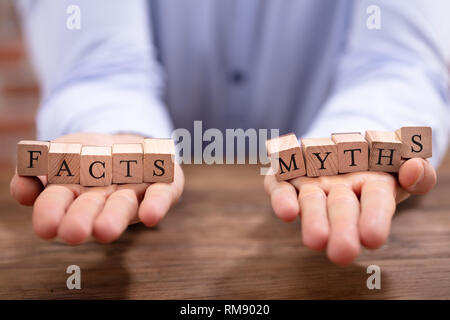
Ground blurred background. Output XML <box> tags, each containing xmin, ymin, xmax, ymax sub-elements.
<box><xmin>0</xmin><ymin>0</ymin><xmax>38</xmax><ymax>168</ymax></box>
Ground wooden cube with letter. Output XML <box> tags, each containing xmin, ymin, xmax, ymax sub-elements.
<box><xmin>80</xmin><ymin>146</ymin><xmax>112</xmax><ymax>187</ymax></box>
<box><xmin>365</xmin><ymin>130</ymin><xmax>402</xmax><ymax>172</ymax></box>
<box><xmin>331</xmin><ymin>133</ymin><xmax>368</xmax><ymax>173</ymax></box>
<box><xmin>395</xmin><ymin>126</ymin><xmax>432</xmax><ymax>159</ymax></box>
<box><xmin>266</xmin><ymin>133</ymin><xmax>306</xmax><ymax>181</ymax></box>
<box><xmin>143</xmin><ymin>138</ymin><xmax>175</xmax><ymax>183</ymax></box>
<box><xmin>48</xmin><ymin>143</ymin><xmax>82</xmax><ymax>184</ymax></box>
<box><xmin>301</xmin><ymin>138</ymin><xmax>338</xmax><ymax>177</ymax></box>
<box><xmin>112</xmin><ymin>143</ymin><xmax>144</xmax><ymax>184</ymax></box>
<box><xmin>17</xmin><ymin>140</ymin><xmax>49</xmax><ymax>176</ymax></box>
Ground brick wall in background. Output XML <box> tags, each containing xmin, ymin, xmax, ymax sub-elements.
<box><xmin>0</xmin><ymin>0</ymin><xmax>39</xmax><ymax>166</ymax></box>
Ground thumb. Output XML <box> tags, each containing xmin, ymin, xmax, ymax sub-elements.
<box><xmin>398</xmin><ymin>158</ymin><xmax>437</xmax><ymax>195</ymax></box>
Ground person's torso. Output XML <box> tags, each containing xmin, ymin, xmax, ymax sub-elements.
<box><xmin>150</xmin><ymin>0</ymin><xmax>353</xmax><ymax>134</ymax></box>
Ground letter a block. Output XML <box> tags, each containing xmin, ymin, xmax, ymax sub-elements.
<box><xmin>331</xmin><ymin>133</ymin><xmax>368</xmax><ymax>173</ymax></box>
<box><xmin>395</xmin><ymin>126</ymin><xmax>432</xmax><ymax>159</ymax></box>
<box><xmin>112</xmin><ymin>143</ymin><xmax>143</xmax><ymax>184</ymax></box>
<box><xmin>17</xmin><ymin>140</ymin><xmax>49</xmax><ymax>176</ymax></box>
<box><xmin>48</xmin><ymin>143</ymin><xmax>82</xmax><ymax>184</ymax></box>
<box><xmin>301</xmin><ymin>138</ymin><xmax>338</xmax><ymax>177</ymax></box>
<box><xmin>365</xmin><ymin>130</ymin><xmax>402</xmax><ymax>172</ymax></box>
<box><xmin>143</xmin><ymin>138</ymin><xmax>175</xmax><ymax>183</ymax></box>
<box><xmin>265</xmin><ymin>133</ymin><xmax>306</xmax><ymax>181</ymax></box>
<box><xmin>80</xmin><ymin>146</ymin><xmax>112</xmax><ymax>187</ymax></box>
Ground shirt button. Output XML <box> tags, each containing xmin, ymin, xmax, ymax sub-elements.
<box><xmin>229</xmin><ymin>71</ymin><xmax>245</xmax><ymax>85</ymax></box>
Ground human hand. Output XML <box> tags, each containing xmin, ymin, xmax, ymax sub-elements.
<box><xmin>264</xmin><ymin>158</ymin><xmax>436</xmax><ymax>265</ymax></box>
<box><xmin>10</xmin><ymin>133</ymin><xmax>184</xmax><ymax>245</ymax></box>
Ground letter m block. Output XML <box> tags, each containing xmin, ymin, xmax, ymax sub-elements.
<box><xmin>266</xmin><ymin>133</ymin><xmax>306</xmax><ymax>181</ymax></box>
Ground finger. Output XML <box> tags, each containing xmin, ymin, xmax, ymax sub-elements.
<box><xmin>326</xmin><ymin>185</ymin><xmax>360</xmax><ymax>265</ymax></box>
<box><xmin>138</xmin><ymin>165</ymin><xmax>184</xmax><ymax>227</ymax></box>
<box><xmin>264</xmin><ymin>174</ymin><xmax>299</xmax><ymax>222</ymax></box>
<box><xmin>399</xmin><ymin>158</ymin><xmax>437</xmax><ymax>195</ymax></box>
<box><xmin>32</xmin><ymin>185</ymin><xmax>80</xmax><ymax>239</ymax></box>
<box><xmin>359</xmin><ymin>179</ymin><xmax>396</xmax><ymax>249</ymax></box>
<box><xmin>10</xmin><ymin>173</ymin><xmax>44</xmax><ymax>206</ymax></box>
<box><xmin>58</xmin><ymin>190</ymin><xmax>108</xmax><ymax>245</ymax></box>
<box><xmin>298</xmin><ymin>184</ymin><xmax>329</xmax><ymax>251</ymax></box>
<box><xmin>93</xmin><ymin>188</ymin><xmax>141</xmax><ymax>243</ymax></box>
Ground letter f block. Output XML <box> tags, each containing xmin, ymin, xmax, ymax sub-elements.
<box><xmin>266</xmin><ymin>133</ymin><xmax>306</xmax><ymax>181</ymax></box>
<box><xmin>17</xmin><ymin>140</ymin><xmax>49</xmax><ymax>176</ymax></box>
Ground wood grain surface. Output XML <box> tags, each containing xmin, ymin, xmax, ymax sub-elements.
<box><xmin>0</xmin><ymin>152</ymin><xmax>449</xmax><ymax>299</ymax></box>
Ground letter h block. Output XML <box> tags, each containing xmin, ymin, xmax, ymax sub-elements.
<box><xmin>365</xmin><ymin>130</ymin><xmax>402</xmax><ymax>172</ymax></box>
<box><xmin>265</xmin><ymin>133</ymin><xmax>306</xmax><ymax>181</ymax></box>
<box><xmin>301</xmin><ymin>138</ymin><xmax>338</xmax><ymax>177</ymax></box>
<box><xmin>80</xmin><ymin>146</ymin><xmax>112</xmax><ymax>187</ymax></box>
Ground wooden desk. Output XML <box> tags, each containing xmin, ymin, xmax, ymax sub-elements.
<box><xmin>0</xmin><ymin>153</ymin><xmax>449</xmax><ymax>299</ymax></box>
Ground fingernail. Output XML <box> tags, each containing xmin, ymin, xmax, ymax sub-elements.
<box><xmin>410</xmin><ymin>160</ymin><xmax>425</xmax><ymax>189</ymax></box>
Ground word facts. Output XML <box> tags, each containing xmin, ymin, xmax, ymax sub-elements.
<box><xmin>17</xmin><ymin>138</ymin><xmax>175</xmax><ymax>186</ymax></box>
<box><xmin>266</xmin><ymin>126</ymin><xmax>432</xmax><ymax>181</ymax></box>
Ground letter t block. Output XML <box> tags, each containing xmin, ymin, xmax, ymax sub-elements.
<box><xmin>331</xmin><ymin>133</ymin><xmax>368</xmax><ymax>173</ymax></box>
<box><xmin>112</xmin><ymin>143</ymin><xmax>143</xmax><ymax>184</ymax></box>
<box><xmin>265</xmin><ymin>133</ymin><xmax>306</xmax><ymax>181</ymax></box>
<box><xmin>143</xmin><ymin>138</ymin><xmax>175</xmax><ymax>183</ymax></box>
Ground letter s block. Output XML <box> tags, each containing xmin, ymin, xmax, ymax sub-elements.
<box><xmin>143</xmin><ymin>138</ymin><xmax>175</xmax><ymax>183</ymax></box>
<box><xmin>365</xmin><ymin>130</ymin><xmax>402</xmax><ymax>172</ymax></box>
<box><xmin>17</xmin><ymin>140</ymin><xmax>49</xmax><ymax>176</ymax></box>
<box><xmin>80</xmin><ymin>146</ymin><xmax>112</xmax><ymax>187</ymax></box>
<box><xmin>395</xmin><ymin>126</ymin><xmax>432</xmax><ymax>159</ymax></box>
<box><xmin>48</xmin><ymin>143</ymin><xmax>82</xmax><ymax>184</ymax></box>
<box><xmin>301</xmin><ymin>138</ymin><xmax>338</xmax><ymax>177</ymax></box>
<box><xmin>266</xmin><ymin>133</ymin><xmax>306</xmax><ymax>181</ymax></box>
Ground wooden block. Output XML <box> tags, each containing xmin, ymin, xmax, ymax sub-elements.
<box><xmin>48</xmin><ymin>143</ymin><xmax>82</xmax><ymax>184</ymax></box>
<box><xmin>331</xmin><ymin>133</ymin><xmax>368</xmax><ymax>173</ymax></box>
<box><xmin>17</xmin><ymin>140</ymin><xmax>49</xmax><ymax>176</ymax></box>
<box><xmin>301</xmin><ymin>138</ymin><xmax>338</xmax><ymax>177</ymax></box>
<box><xmin>80</xmin><ymin>146</ymin><xmax>112</xmax><ymax>187</ymax></box>
<box><xmin>143</xmin><ymin>138</ymin><xmax>175</xmax><ymax>183</ymax></box>
<box><xmin>365</xmin><ymin>130</ymin><xmax>402</xmax><ymax>172</ymax></box>
<box><xmin>395</xmin><ymin>126</ymin><xmax>432</xmax><ymax>158</ymax></box>
<box><xmin>265</xmin><ymin>133</ymin><xmax>306</xmax><ymax>181</ymax></box>
<box><xmin>112</xmin><ymin>143</ymin><xmax>143</xmax><ymax>184</ymax></box>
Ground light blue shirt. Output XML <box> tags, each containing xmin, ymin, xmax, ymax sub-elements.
<box><xmin>17</xmin><ymin>0</ymin><xmax>450</xmax><ymax>166</ymax></box>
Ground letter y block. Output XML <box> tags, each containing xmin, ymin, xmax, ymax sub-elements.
<box><xmin>301</xmin><ymin>138</ymin><xmax>338</xmax><ymax>177</ymax></box>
